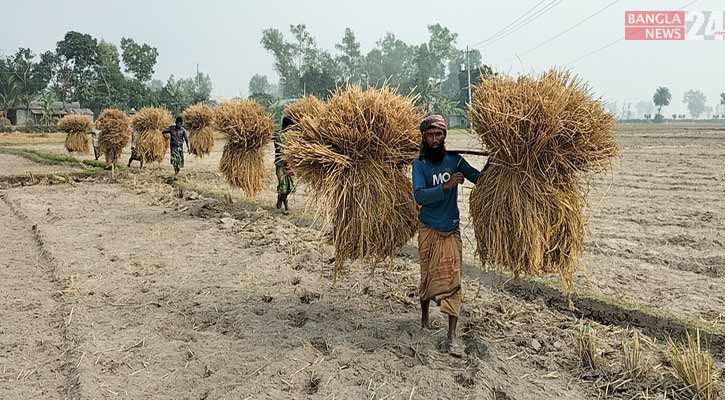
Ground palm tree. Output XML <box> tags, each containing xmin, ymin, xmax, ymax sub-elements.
<box><xmin>0</xmin><ymin>74</ymin><xmax>19</xmax><ymax>113</ymax></box>
<box><xmin>653</xmin><ymin>86</ymin><xmax>671</xmax><ymax>116</ymax></box>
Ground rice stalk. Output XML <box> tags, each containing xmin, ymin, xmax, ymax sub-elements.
<box><xmin>96</xmin><ymin>108</ymin><xmax>131</xmax><ymax>165</ymax></box>
<box><xmin>59</xmin><ymin>115</ymin><xmax>93</xmax><ymax>153</ymax></box>
<box><xmin>468</xmin><ymin>68</ymin><xmax>617</xmax><ymax>290</ymax></box>
<box><xmin>621</xmin><ymin>329</ymin><xmax>648</xmax><ymax>379</ymax></box>
<box><xmin>137</xmin><ymin>129</ymin><xmax>166</xmax><ymax>163</ymax></box>
<box><xmin>284</xmin><ymin>95</ymin><xmax>327</xmax><ymax>123</ymax></box>
<box><xmin>188</xmin><ymin>126</ymin><xmax>214</xmax><ymax>157</ymax></box>
<box><xmin>215</xmin><ymin>100</ymin><xmax>275</xmax><ymax>197</ymax></box>
<box><xmin>283</xmin><ymin>85</ymin><xmax>421</xmax><ymax>273</ymax></box>
<box><xmin>183</xmin><ymin>103</ymin><xmax>215</xmax><ymax>157</ymax></box>
<box><xmin>219</xmin><ymin>145</ymin><xmax>265</xmax><ymax>197</ymax></box>
<box><xmin>58</xmin><ymin>115</ymin><xmax>92</xmax><ymax>133</ymax></box>
<box><xmin>132</xmin><ymin>107</ymin><xmax>172</xmax><ymax>163</ymax></box>
<box><xmin>131</xmin><ymin>106</ymin><xmax>172</xmax><ymax>134</ymax></box>
<box><xmin>64</xmin><ymin>132</ymin><xmax>90</xmax><ymax>154</ymax></box>
<box><xmin>578</xmin><ymin>323</ymin><xmax>597</xmax><ymax>370</ymax></box>
<box><xmin>667</xmin><ymin>330</ymin><xmax>720</xmax><ymax>400</ymax></box>
<box><xmin>470</xmin><ymin>168</ymin><xmax>585</xmax><ymax>289</ymax></box>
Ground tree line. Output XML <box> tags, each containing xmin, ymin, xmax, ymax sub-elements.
<box><xmin>612</xmin><ymin>87</ymin><xmax>724</xmax><ymax>121</ymax></box>
<box><xmin>250</xmin><ymin>24</ymin><xmax>494</xmax><ymax>118</ymax></box>
<box><xmin>0</xmin><ymin>31</ymin><xmax>213</xmax><ymax>121</ymax></box>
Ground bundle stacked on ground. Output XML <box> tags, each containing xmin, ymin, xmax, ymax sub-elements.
<box><xmin>283</xmin><ymin>86</ymin><xmax>421</xmax><ymax>278</ymax></box>
<box><xmin>96</xmin><ymin>109</ymin><xmax>131</xmax><ymax>165</ymax></box>
<box><xmin>132</xmin><ymin>107</ymin><xmax>172</xmax><ymax>164</ymax></box>
<box><xmin>183</xmin><ymin>104</ymin><xmax>215</xmax><ymax>157</ymax></box>
<box><xmin>59</xmin><ymin>115</ymin><xmax>93</xmax><ymax>153</ymax></box>
<box><xmin>468</xmin><ymin>69</ymin><xmax>617</xmax><ymax>290</ymax></box>
<box><xmin>215</xmin><ymin>100</ymin><xmax>275</xmax><ymax>197</ymax></box>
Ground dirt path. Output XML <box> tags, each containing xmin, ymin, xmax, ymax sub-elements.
<box><xmin>0</xmin><ymin>195</ymin><xmax>68</xmax><ymax>399</ymax></box>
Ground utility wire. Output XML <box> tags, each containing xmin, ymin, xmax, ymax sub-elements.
<box><xmin>521</xmin><ymin>0</ymin><xmax>620</xmax><ymax>56</ymax></box>
<box><xmin>470</xmin><ymin>0</ymin><xmax>552</xmax><ymax>47</ymax></box>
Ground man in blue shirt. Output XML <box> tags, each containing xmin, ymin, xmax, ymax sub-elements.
<box><xmin>412</xmin><ymin>114</ymin><xmax>485</xmax><ymax>357</ymax></box>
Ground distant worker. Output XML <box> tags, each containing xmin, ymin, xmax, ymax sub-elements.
<box><xmin>162</xmin><ymin>116</ymin><xmax>189</xmax><ymax>176</ymax></box>
<box><xmin>274</xmin><ymin>116</ymin><xmax>296</xmax><ymax>212</ymax></box>
<box><xmin>412</xmin><ymin>114</ymin><xmax>486</xmax><ymax>357</ymax></box>
<box><xmin>127</xmin><ymin>127</ymin><xmax>143</xmax><ymax>168</ymax></box>
<box><xmin>89</xmin><ymin>128</ymin><xmax>101</xmax><ymax>160</ymax></box>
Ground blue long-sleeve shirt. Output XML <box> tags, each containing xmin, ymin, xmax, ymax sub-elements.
<box><xmin>412</xmin><ymin>152</ymin><xmax>482</xmax><ymax>233</ymax></box>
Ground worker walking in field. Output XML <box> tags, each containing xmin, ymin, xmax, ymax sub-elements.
<box><xmin>274</xmin><ymin>115</ymin><xmax>296</xmax><ymax>212</ymax></box>
<box><xmin>163</xmin><ymin>116</ymin><xmax>190</xmax><ymax>176</ymax></box>
<box><xmin>89</xmin><ymin>128</ymin><xmax>101</xmax><ymax>160</ymax></box>
<box><xmin>412</xmin><ymin>114</ymin><xmax>485</xmax><ymax>357</ymax></box>
<box><xmin>127</xmin><ymin>127</ymin><xmax>143</xmax><ymax>168</ymax></box>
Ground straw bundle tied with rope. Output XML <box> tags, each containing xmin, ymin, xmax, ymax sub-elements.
<box><xmin>59</xmin><ymin>115</ymin><xmax>93</xmax><ymax>154</ymax></box>
<box><xmin>183</xmin><ymin>103</ymin><xmax>215</xmax><ymax>157</ymax></box>
<box><xmin>132</xmin><ymin>107</ymin><xmax>172</xmax><ymax>164</ymax></box>
<box><xmin>96</xmin><ymin>108</ymin><xmax>131</xmax><ymax>165</ymax></box>
<box><xmin>283</xmin><ymin>86</ymin><xmax>422</xmax><ymax>282</ymax></box>
<box><xmin>215</xmin><ymin>100</ymin><xmax>275</xmax><ymax>197</ymax></box>
<box><xmin>468</xmin><ymin>69</ymin><xmax>617</xmax><ymax>290</ymax></box>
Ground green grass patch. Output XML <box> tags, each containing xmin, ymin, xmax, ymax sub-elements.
<box><xmin>0</xmin><ymin>147</ymin><xmax>115</xmax><ymax>172</ymax></box>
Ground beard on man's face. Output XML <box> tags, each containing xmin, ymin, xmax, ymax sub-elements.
<box><xmin>422</xmin><ymin>140</ymin><xmax>446</xmax><ymax>163</ymax></box>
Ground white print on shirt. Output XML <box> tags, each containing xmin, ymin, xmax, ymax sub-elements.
<box><xmin>432</xmin><ymin>171</ymin><xmax>451</xmax><ymax>186</ymax></box>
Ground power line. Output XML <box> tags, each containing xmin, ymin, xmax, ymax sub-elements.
<box><xmin>470</xmin><ymin>0</ymin><xmax>549</xmax><ymax>47</ymax></box>
<box><xmin>477</xmin><ymin>0</ymin><xmax>564</xmax><ymax>49</ymax></box>
<box><xmin>565</xmin><ymin>36</ymin><xmax>623</xmax><ymax>66</ymax></box>
<box><xmin>521</xmin><ymin>0</ymin><xmax>620</xmax><ymax>56</ymax></box>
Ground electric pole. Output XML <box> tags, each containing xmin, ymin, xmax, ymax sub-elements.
<box><xmin>466</xmin><ymin>46</ymin><xmax>472</xmax><ymax>107</ymax></box>
<box><xmin>466</xmin><ymin>46</ymin><xmax>473</xmax><ymax>129</ymax></box>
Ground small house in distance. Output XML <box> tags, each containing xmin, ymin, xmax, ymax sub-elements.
<box><xmin>6</xmin><ymin>101</ymin><xmax>94</xmax><ymax>126</ymax></box>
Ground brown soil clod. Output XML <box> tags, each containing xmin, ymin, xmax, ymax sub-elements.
<box><xmin>288</xmin><ymin>311</ymin><xmax>308</xmax><ymax>328</ymax></box>
<box><xmin>299</xmin><ymin>291</ymin><xmax>320</xmax><ymax>304</ymax></box>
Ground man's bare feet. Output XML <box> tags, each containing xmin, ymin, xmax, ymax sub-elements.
<box><xmin>446</xmin><ymin>338</ymin><xmax>464</xmax><ymax>358</ymax></box>
<box><xmin>421</xmin><ymin>319</ymin><xmax>436</xmax><ymax>330</ymax></box>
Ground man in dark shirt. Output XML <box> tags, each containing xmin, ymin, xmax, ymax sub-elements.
<box><xmin>412</xmin><ymin>114</ymin><xmax>486</xmax><ymax>357</ymax></box>
<box><xmin>127</xmin><ymin>127</ymin><xmax>143</xmax><ymax>168</ymax></box>
<box><xmin>163</xmin><ymin>117</ymin><xmax>190</xmax><ymax>176</ymax></box>
<box><xmin>274</xmin><ymin>116</ymin><xmax>295</xmax><ymax>211</ymax></box>
<box><xmin>89</xmin><ymin>128</ymin><xmax>101</xmax><ymax>161</ymax></box>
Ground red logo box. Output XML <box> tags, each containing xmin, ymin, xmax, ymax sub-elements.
<box><xmin>625</xmin><ymin>26</ymin><xmax>685</xmax><ymax>40</ymax></box>
<box><xmin>625</xmin><ymin>11</ymin><xmax>685</xmax><ymax>26</ymax></box>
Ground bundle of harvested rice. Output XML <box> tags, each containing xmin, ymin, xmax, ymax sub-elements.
<box><xmin>215</xmin><ymin>100</ymin><xmax>275</xmax><ymax>197</ymax></box>
<box><xmin>468</xmin><ymin>69</ymin><xmax>617</xmax><ymax>290</ymax></box>
<box><xmin>325</xmin><ymin>168</ymin><xmax>419</xmax><ymax>262</ymax></box>
<box><xmin>183</xmin><ymin>104</ymin><xmax>215</xmax><ymax>157</ymax></box>
<box><xmin>96</xmin><ymin>109</ymin><xmax>131</xmax><ymax>165</ymax></box>
<box><xmin>59</xmin><ymin>115</ymin><xmax>93</xmax><ymax>153</ymax></box>
<box><xmin>284</xmin><ymin>85</ymin><xmax>422</xmax><ymax>278</ymax></box>
<box><xmin>283</xmin><ymin>95</ymin><xmax>327</xmax><ymax>123</ymax></box>
<box><xmin>132</xmin><ymin>107</ymin><xmax>172</xmax><ymax>164</ymax></box>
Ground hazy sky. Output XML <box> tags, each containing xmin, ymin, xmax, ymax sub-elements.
<box><xmin>3</xmin><ymin>0</ymin><xmax>723</xmax><ymax>115</ymax></box>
